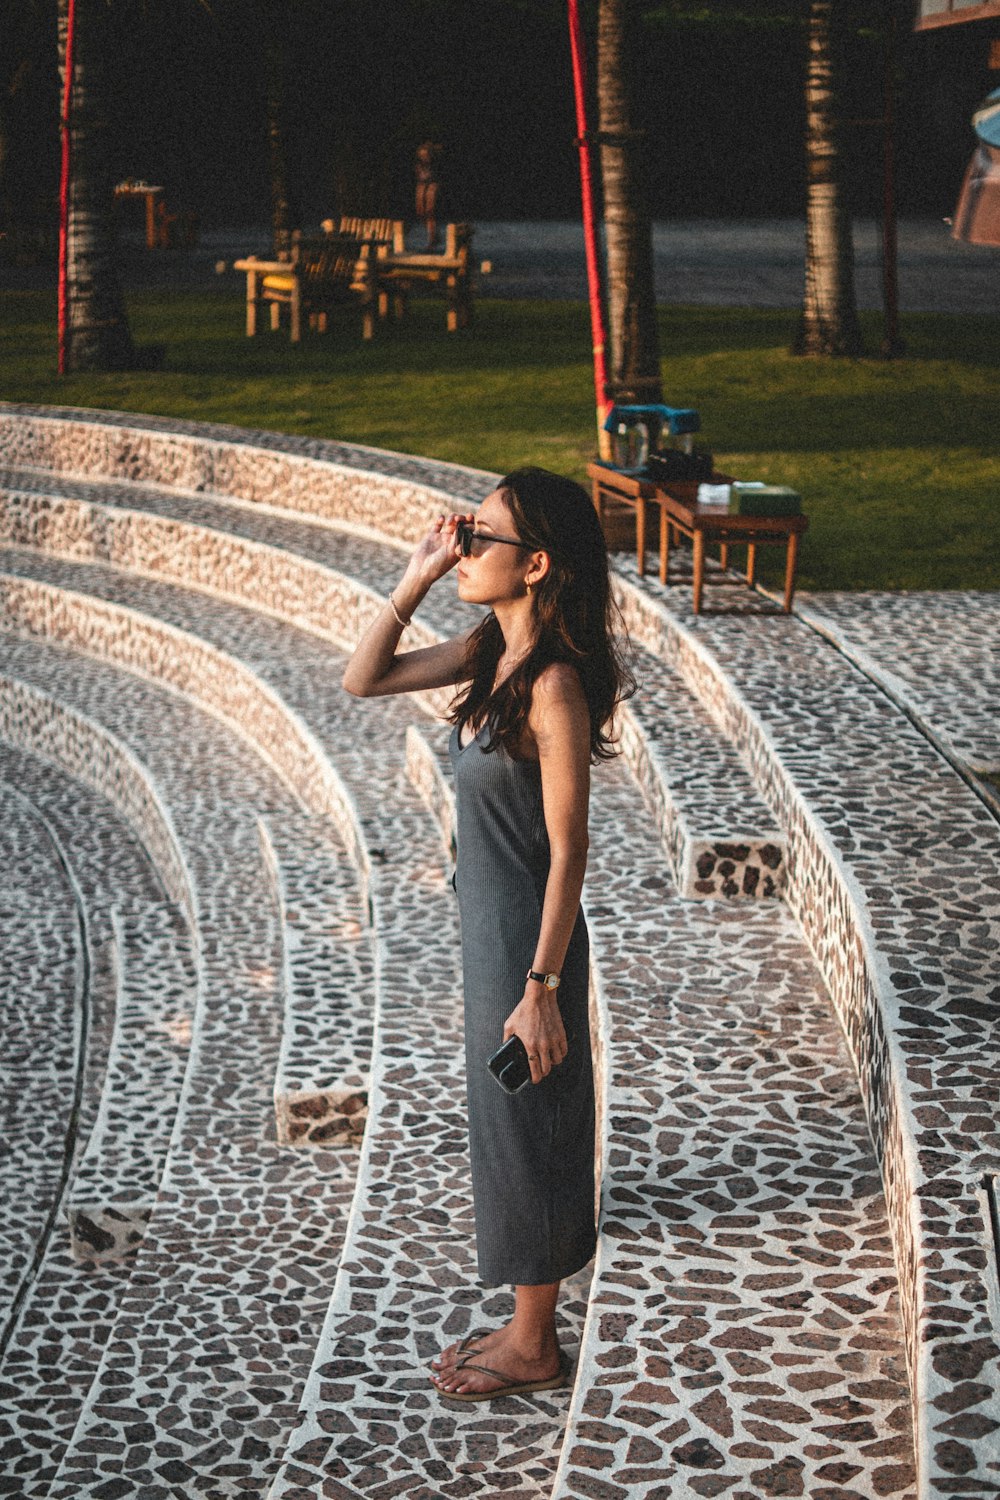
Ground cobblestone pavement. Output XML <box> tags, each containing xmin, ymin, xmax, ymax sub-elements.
<box><xmin>796</xmin><ymin>591</ymin><xmax>1000</xmax><ymax>775</ymax></box>
<box><xmin>0</xmin><ymin>407</ymin><xmax>996</xmax><ymax>1499</ymax></box>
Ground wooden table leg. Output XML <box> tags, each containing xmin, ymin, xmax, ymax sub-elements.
<box><xmin>692</xmin><ymin>527</ymin><xmax>705</xmax><ymax>614</ymax></box>
<box><xmin>720</xmin><ymin>542</ymin><xmax>728</xmax><ymax>570</ymax></box>
<box><xmin>746</xmin><ymin>542</ymin><xmax>757</xmax><ymax>587</ymax></box>
<box><xmin>636</xmin><ymin>497</ymin><xmax>647</xmax><ymax>578</ymax></box>
<box><xmin>783</xmin><ymin>531</ymin><xmax>799</xmax><ymax>612</ymax></box>
<box><xmin>246</xmin><ymin>270</ymin><xmax>259</xmax><ymax>336</ymax></box>
<box><xmin>659</xmin><ymin>502</ymin><xmax>670</xmax><ymax>584</ymax></box>
<box><xmin>145</xmin><ymin>192</ymin><xmax>158</xmax><ymax>250</ymax></box>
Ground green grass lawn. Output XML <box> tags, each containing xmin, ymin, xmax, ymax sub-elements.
<box><xmin>2</xmin><ymin>287</ymin><xmax>997</xmax><ymax>591</ymax></box>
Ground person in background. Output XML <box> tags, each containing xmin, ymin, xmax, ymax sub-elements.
<box><xmin>415</xmin><ymin>139</ymin><xmax>443</xmax><ymax>250</ymax></box>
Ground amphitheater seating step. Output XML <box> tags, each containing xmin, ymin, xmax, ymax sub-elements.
<box><xmin>261</xmin><ymin>810</ymin><xmax>374</xmax><ymax>1146</ymax></box>
<box><xmin>2</xmin><ymin>410</ymin><xmax>992</xmax><ymax>1496</ymax></box>
<box><xmin>622</xmin><ymin>641</ymin><xmax>786</xmax><ymax>899</ymax></box>
<box><xmin>0</xmin><ymin>747</ymin><xmax>176</xmax><ymax>1496</ymax></box>
<box><xmin>66</xmin><ymin>900</ymin><xmax>197</xmax><ymax>1262</ymax></box>
<box><xmin>0</xmin><ymin>781</ymin><xmax>85</xmax><ymax>1333</ymax></box>
<box><xmin>0</xmin><ymin>487</ymin><xmax>788</xmax><ymax>898</ymax></box>
<box><xmin>615</xmin><ymin>557</ymin><xmax>1000</xmax><ymax>1496</ymax></box>
<box><xmin>797</xmin><ymin>590</ymin><xmax>1000</xmax><ymax>776</ymax></box>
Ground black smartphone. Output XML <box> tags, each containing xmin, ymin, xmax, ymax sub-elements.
<box><xmin>486</xmin><ymin>1035</ymin><xmax>532</xmax><ymax>1094</ymax></box>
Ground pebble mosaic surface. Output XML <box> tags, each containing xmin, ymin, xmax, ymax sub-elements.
<box><xmin>0</xmin><ymin>784</ymin><xmax>82</xmax><ymax>1328</ymax></box>
<box><xmin>0</xmin><ymin>745</ymin><xmax>175</xmax><ymax>1495</ymax></box>
<box><xmin>0</xmin><ymin>406</ymin><xmax>994</xmax><ymax>1499</ymax></box>
<box><xmin>262</xmin><ymin>810</ymin><xmax>374</xmax><ymax>1145</ymax></box>
<box><xmin>0</xmin><ymin>477</ymin><xmax>784</xmax><ymax>904</ymax></box>
<box><xmin>613</xmin><ymin>558</ymin><xmax>1000</xmax><ymax>1496</ymax></box>
<box><xmin>796</xmin><ymin>592</ymin><xmax>1000</xmax><ymax>775</ymax></box>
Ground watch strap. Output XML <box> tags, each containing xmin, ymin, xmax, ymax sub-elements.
<box><xmin>527</xmin><ymin>968</ymin><xmax>561</xmax><ymax>990</ymax></box>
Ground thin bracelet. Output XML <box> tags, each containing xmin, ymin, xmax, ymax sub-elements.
<box><xmin>389</xmin><ymin>593</ymin><xmax>411</xmax><ymax>629</ymax></box>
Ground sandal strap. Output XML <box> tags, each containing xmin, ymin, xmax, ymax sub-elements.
<box><xmin>453</xmin><ymin>1353</ymin><xmax>561</xmax><ymax>1387</ymax></box>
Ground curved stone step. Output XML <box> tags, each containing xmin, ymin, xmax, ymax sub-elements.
<box><xmin>261</xmin><ymin>811</ymin><xmax>374</xmax><ymax>1146</ymax></box>
<box><xmin>615</xmin><ymin>559</ymin><xmax>1000</xmax><ymax>1498</ymax></box>
<box><xmin>558</xmin><ymin>757</ymin><xmax>916</xmax><ymax>1500</ymax></box>
<box><xmin>0</xmin><ymin>672</ymin><xmax>193</xmax><ymax>920</ymax></box>
<box><xmin>404</xmin><ymin>721</ymin><xmax>456</xmax><ymax>869</ymax></box>
<box><xmin>0</xmin><ymin>782</ymin><xmax>86</xmax><ymax>1334</ymax></box>
<box><xmin>0</xmin><ymin>568</ymin><xmax>363</xmax><ymax>839</ymax></box>
<box><xmin>0</xmin><ymin>483</ymin><xmax>789</xmax><ymax>902</ymax></box>
<box><xmin>0</xmin><ymin>404</ymin><xmax>495</xmax><ymax>543</ymax></box>
<box><xmin>66</xmin><ymin>901</ymin><xmax>197</xmax><ymax>1262</ymax></box>
<box><xmin>621</xmin><ymin>642</ymin><xmax>785</xmax><ymax>900</ymax></box>
<box><xmin>0</xmin><ymin>745</ymin><xmax>189</xmax><ymax>1495</ymax></box>
<box><xmin>796</xmin><ymin>590</ymin><xmax>1000</xmax><ymax>777</ymax></box>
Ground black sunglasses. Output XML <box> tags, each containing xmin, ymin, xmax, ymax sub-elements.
<box><xmin>456</xmin><ymin>520</ymin><xmax>535</xmax><ymax>558</ymax></box>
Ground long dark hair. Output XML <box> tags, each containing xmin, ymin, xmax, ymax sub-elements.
<box><xmin>449</xmin><ymin>467</ymin><xmax>636</xmax><ymax>761</ymax></box>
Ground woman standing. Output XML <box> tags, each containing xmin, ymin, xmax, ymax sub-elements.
<box><xmin>342</xmin><ymin>468</ymin><xmax>632</xmax><ymax>1401</ymax></box>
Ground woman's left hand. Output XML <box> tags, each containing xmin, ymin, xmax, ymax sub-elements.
<box><xmin>503</xmin><ymin>987</ymin><xmax>568</xmax><ymax>1085</ymax></box>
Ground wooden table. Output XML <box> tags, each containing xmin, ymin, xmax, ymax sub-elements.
<box><xmin>114</xmin><ymin>183</ymin><xmax>164</xmax><ymax>250</ymax></box>
<box><xmin>588</xmin><ymin>462</ymin><xmax>808</xmax><ymax>614</ymax></box>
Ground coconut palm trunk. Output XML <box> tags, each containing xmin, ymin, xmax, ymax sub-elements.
<box><xmin>58</xmin><ymin>0</ymin><xmax>136</xmax><ymax>372</ymax></box>
<box><xmin>597</xmin><ymin>0</ymin><xmax>662</xmax><ymax>403</ymax></box>
<box><xmin>263</xmin><ymin>18</ymin><xmax>299</xmax><ymax>258</ymax></box>
<box><xmin>798</xmin><ymin>0</ymin><xmax>862</xmax><ymax>356</ymax></box>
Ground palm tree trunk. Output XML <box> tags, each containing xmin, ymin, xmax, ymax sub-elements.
<box><xmin>263</xmin><ymin>23</ymin><xmax>298</xmax><ymax>258</ymax></box>
<box><xmin>597</xmin><ymin>0</ymin><xmax>662</xmax><ymax>404</ymax></box>
<box><xmin>797</xmin><ymin>0</ymin><xmax>862</xmax><ymax>356</ymax></box>
<box><xmin>58</xmin><ymin>0</ymin><xmax>136</xmax><ymax>372</ymax></box>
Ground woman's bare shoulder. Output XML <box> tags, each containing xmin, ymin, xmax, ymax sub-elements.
<box><xmin>532</xmin><ymin>660</ymin><xmax>586</xmax><ymax>705</ymax></box>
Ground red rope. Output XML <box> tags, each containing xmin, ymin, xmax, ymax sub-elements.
<box><xmin>567</xmin><ymin>0</ymin><xmax>611</xmax><ymax>452</ymax></box>
<box><xmin>57</xmin><ymin>0</ymin><xmax>76</xmax><ymax>375</ymax></box>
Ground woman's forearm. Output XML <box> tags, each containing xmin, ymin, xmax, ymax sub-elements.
<box><xmin>531</xmin><ymin>842</ymin><xmax>589</xmax><ymax>977</ymax></box>
<box><xmin>341</xmin><ymin>573</ymin><xmax>427</xmax><ymax>697</ymax></box>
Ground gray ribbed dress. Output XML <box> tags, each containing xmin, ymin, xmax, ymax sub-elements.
<box><xmin>449</xmin><ymin>723</ymin><xmax>596</xmax><ymax>1287</ymax></box>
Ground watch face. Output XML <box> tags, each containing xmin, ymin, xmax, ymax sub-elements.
<box><xmin>545</xmin><ymin>974</ymin><xmax>559</xmax><ymax>989</ymax></box>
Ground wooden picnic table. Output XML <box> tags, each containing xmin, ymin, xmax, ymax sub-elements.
<box><xmin>588</xmin><ymin>462</ymin><xmax>808</xmax><ymax>614</ymax></box>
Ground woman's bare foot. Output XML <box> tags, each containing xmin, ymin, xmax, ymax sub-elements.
<box><xmin>430</xmin><ymin>1323</ymin><xmax>561</xmax><ymax>1396</ymax></box>
<box><xmin>431</xmin><ymin>1325</ymin><xmax>496</xmax><ymax>1375</ymax></box>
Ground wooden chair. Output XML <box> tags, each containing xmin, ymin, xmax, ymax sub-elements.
<box><xmin>235</xmin><ymin>231</ymin><xmax>376</xmax><ymax>342</ymax></box>
<box><xmin>334</xmin><ymin>216</ymin><xmax>402</xmax><ymax>247</ymax></box>
<box><xmin>373</xmin><ymin>222</ymin><xmax>474</xmax><ymax>332</ymax></box>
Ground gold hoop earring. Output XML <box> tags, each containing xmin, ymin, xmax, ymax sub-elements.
<box><xmin>525</xmin><ymin>580</ymin><xmax>533</xmax><ymax>596</ymax></box>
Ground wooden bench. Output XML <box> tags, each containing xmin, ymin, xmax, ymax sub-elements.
<box><xmin>589</xmin><ymin>462</ymin><xmax>808</xmax><ymax>614</ymax></box>
<box><xmin>234</xmin><ymin>230</ymin><xmax>377</xmax><ymax>342</ymax></box>
<box><xmin>372</xmin><ymin>222</ymin><xmax>474</xmax><ymax>331</ymax></box>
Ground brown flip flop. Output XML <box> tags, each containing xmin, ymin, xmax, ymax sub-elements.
<box><xmin>433</xmin><ymin>1349</ymin><xmax>571</xmax><ymax>1403</ymax></box>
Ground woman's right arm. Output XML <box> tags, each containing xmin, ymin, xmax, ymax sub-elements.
<box><xmin>341</xmin><ymin>512</ymin><xmax>475</xmax><ymax>698</ymax></box>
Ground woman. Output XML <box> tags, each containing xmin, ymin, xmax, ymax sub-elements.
<box><xmin>342</xmin><ymin>467</ymin><xmax>633</xmax><ymax>1401</ymax></box>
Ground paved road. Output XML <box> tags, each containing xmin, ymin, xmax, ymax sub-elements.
<box><xmin>473</xmin><ymin>218</ymin><xmax>1000</xmax><ymax>315</ymax></box>
<box><xmin>152</xmin><ymin>217</ymin><xmax>1000</xmax><ymax>315</ymax></box>
<box><xmin>5</xmin><ymin>216</ymin><xmax>996</xmax><ymax>313</ymax></box>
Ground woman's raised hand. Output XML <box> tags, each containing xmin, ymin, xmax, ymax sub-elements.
<box><xmin>407</xmin><ymin>513</ymin><xmax>472</xmax><ymax>588</ymax></box>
